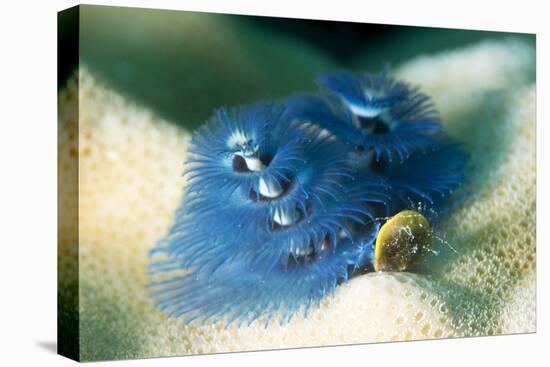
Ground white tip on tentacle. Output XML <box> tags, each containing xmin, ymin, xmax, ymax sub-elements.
<box><xmin>273</xmin><ymin>206</ymin><xmax>299</xmax><ymax>227</ymax></box>
<box><xmin>348</xmin><ymin>102</ymin><xmax>385</xmax><ymax>119</ymax></box>
<box><xmin>259</xmin><ymin>176</ymin><xmax>284</xmax><ymax>198</ymax></box>
<box><xmin>238</xmin><ymin>154</ymin><xmax>265</xmax><ymax>172</ymax></box>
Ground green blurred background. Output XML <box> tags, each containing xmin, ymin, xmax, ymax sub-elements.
<box><xmin>59</xmin><ymin>5</ymin><xmax>534</xmax><ymax>131</ymax></box>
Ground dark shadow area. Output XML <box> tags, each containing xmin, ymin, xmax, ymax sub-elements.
<box><xmin>58</xmin><ymin>9</ymin><xmax>81</xmax><ymax>358</ymax></box>
<box><xmin>58</xmin><ymin>6</ymin><xmax>79</xmax><ymax>90</ymax></box>
<box><xmin>244</xmin><ymin>16</ymin><xmax>397</xmax><ymax>65</ymax></box>
<box><xmin>244</xmin><ymin>16</ymin><xmax>523</xmax><ymax>71</ymax></box>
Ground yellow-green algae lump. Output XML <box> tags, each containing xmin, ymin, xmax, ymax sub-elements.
<box><xmin>374</xmin><ymin>210</ymin><xmax>431</xmax><ymax>272</ymax></box>
<box><xmin>58</xmin><ymin>37</ymin><xmax>535</xmax><ymax>360</ymax></box>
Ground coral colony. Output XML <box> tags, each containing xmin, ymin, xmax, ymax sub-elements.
<box><xmin>147</xmin><ymin>70</ymin><xmax>468</xmax><ymax>327</ymax></box>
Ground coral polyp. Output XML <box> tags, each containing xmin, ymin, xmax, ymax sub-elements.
<box><xmin>287</xmin><ymin>69</ymin><xmax>443</xmax><ymax>163</ymax></box>
<box><xmin>148</xmin><ymin>70</ymin><xmax>468</xmax><ymax>327</ymax></box>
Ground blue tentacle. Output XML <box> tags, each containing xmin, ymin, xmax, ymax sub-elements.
<box><xmin>148</xmin><ymin>69</ymin><xmax>469</xmax><ymax>327</ymax></box>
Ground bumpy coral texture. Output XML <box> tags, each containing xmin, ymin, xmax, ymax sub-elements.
<box><xmin>58</xmin><ymin>39</ymin><xmax>535</xmax><ymax>360</ymax></box>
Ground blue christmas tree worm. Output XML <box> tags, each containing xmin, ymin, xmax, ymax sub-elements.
<box><xmin>148</xmin><ymin>70</ymin><xmax>468</xmax><ymax>327</ymax></box>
